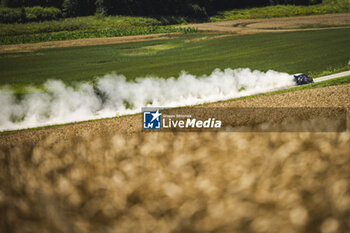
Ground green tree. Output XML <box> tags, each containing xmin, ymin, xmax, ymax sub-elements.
<box><xmin>62</xmin><ymin>0</ymin><xmax>94</xmax><ymax>17</ymax></box>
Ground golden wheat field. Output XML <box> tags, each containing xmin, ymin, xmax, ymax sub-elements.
<box><xmin>0</xmin><ymin>84</ymin><xmax>350</xmax><ymax>233</ymax></box>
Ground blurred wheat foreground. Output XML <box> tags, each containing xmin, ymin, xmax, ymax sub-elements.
<box><xmin>0</xmin><ymin>84</ymin><xmax>350</xmax><ymax>233</ymax></box>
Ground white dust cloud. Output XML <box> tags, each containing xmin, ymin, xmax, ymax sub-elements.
<box><xmin>0</xmin><ymin>68</ymin><xmax>296</xmax><ymax>131</ymax></box>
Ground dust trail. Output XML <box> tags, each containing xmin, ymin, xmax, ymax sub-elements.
<box><xmin>0</xmin><ymin>68</ymin><xmax>295</xmax><ymax>131</ymax></box>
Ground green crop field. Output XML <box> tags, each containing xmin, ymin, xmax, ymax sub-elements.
<box><xmin>0</xmin><ymin>1</ymin><xmax>349</xmax><ymax>44</ymax></box>
<box><xmin>0</xmin><ymin>15</ymin><xmax>163</xmax><ymax>37</ymax></box>
<box><xmin>0</xmin><ymin>26</ymin><xmax>196</xmax><ymax>45</ymax></box>
<box><xmin>0</xmin><ymin>14</ymin><xmax>193</xmax><ymax>44</ymax></box>
<box><xmin>0</xmin><ymin>28</ymin><xmax>349</xmax><ymax>87</ymax></box>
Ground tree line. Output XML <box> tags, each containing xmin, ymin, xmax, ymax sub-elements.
<box><xmin>1</xmin><ymin>0</ymin><xmax>322</xmax><ymax>18</ymax></box>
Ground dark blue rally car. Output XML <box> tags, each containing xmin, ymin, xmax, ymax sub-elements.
<box><xmin>294</xmin><ymin>73</ymin><xmax>314</xmax><ymax>85</ymax></box>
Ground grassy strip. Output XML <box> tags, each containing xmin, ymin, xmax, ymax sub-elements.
<box><xmin>210</xmin><ymin>3</ymin><xmax>350</xmax><ymax>21</ymax></box>
<box><xmin>270</xmin><ymin>75</ymin><xmax>350</xmax><ymax>93</ymax></box>
<box><xmin>260</xmin><ymin>24</ymin><xmax>350</xmax><ymax>30</ymax></box>
<box><xmin>0</xmin><ymin>26</ymin><xmax>197</xmax><ymax>45</ymax></box>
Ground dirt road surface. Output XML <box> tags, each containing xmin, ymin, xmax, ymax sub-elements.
<box><xmin>314</xmin><ymin>70</ymin><xmax>350</xmax><ymax>83</ymax></box>
<box><xmin>181</xmin><ymin>13</ymin><xmax>350</xmax><ymax>34</ymax></box>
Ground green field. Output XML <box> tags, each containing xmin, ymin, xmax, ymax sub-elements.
<box><xmin>0</xmin><ymin>28</ymin><xmax>349</xmax><ymax>86</ymax></box>
<box><xmin>210</xmin><ymin>3</ymin><xmax>350</xmax><ymax>21</ymax></box>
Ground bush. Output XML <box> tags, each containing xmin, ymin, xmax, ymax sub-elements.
<box><xmin>0</xmin><ymin>6</ymin><xmax>62</xmax><ymax>23</ymax></box>
<box><xmin>0</xmin><ymin>7</ymin><xmax>24</xmax><ymax>23</ymax></box>
<box><xmin>0</xmin><ymin>15</ymin><xmax>164</xmax><ymax>37</ymax></box>
<box><xmin>269</xmin><ymin>0</ymin><xmax>322</xmax><ymax>5</ymax></box>
<box><xmin>62</xmin><ymin>0</ymin><xmax>94</xmax><ymax>17</ymax></box>
<box><xmin>25</xmin><ymin>6</ymin><xmax>62</xmax><ymax>22</ymax></box>
<box><xmin>186</xmin><ymin>4</ymin><xmax>208</xmax><ymax>19</ymax></box>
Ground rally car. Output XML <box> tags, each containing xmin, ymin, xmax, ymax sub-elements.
<box><xmin>294</xmin><ymin>73</ymin><xmax>314</xmax><ymax>85</ymax></box>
